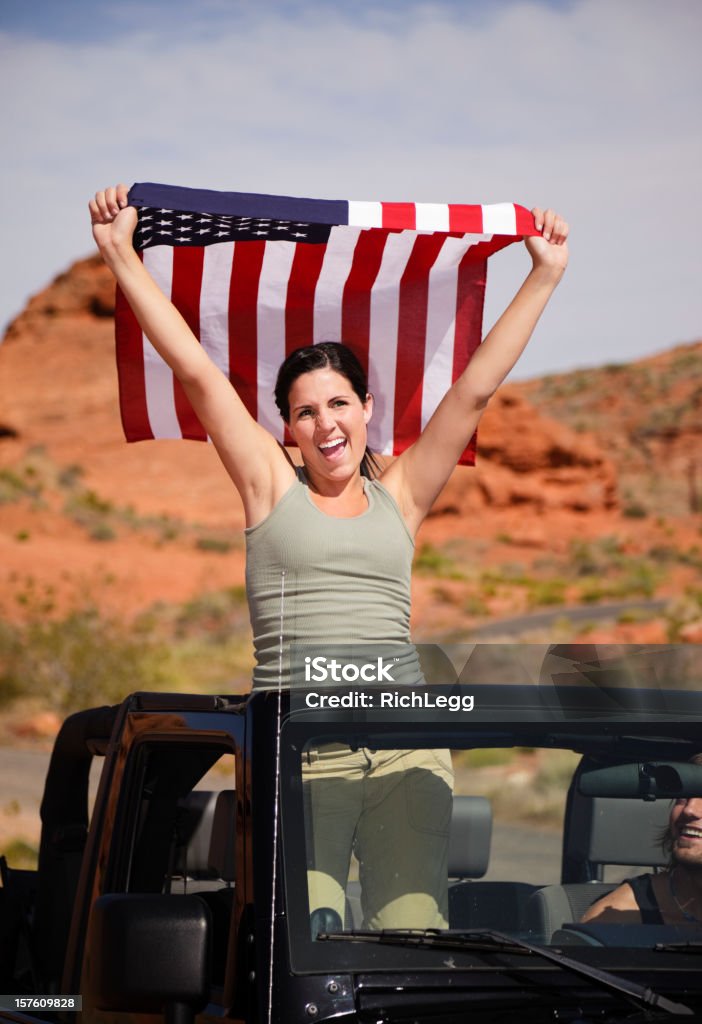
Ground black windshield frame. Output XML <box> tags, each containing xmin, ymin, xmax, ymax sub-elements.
<box><xmin>279</xmin><ymin>685</ymin><xmax>702</xmax><ymax>977</ymax></box>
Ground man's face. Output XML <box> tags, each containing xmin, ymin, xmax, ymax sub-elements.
<box><xmin>670</xmin><ymin>797</ymin><xmax>702</xmax><ymax>869</ymax></box>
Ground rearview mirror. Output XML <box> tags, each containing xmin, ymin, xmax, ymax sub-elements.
<box><xmin>578</xmin><ymin>762</ymin><xmax>702</xmax><ymax>800</ymax></box>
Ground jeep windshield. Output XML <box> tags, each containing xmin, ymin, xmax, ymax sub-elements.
<box><xmin>278</xmin><ymin>644</ymin><xmax>702</xmax><ymax>1008</ymax></box>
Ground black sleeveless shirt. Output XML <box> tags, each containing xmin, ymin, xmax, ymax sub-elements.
<box><xmin>626</xmin><ymin>874</ymin><xmax>664</xmax><ymax>924</ymax></box>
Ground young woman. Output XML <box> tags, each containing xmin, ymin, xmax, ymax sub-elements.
<box><xmin>90</xmin><ymin>184</ymin><xmax>568</xmax><ymax>929</ymax></box>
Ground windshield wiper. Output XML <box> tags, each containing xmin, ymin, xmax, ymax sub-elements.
<box><xmin>655</xmin><ymin>942</ymin><xmax>702</xmax><ymax>953</ymax></box>
<box><xmin>318</xmin><ymin>928</ymin><xmax>693</xmax><ymax>1017</ymax></box>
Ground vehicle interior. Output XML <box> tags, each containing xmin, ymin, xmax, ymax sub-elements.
<box><xmin>277</xmin><ymin>643</ymin><xmax>702</xmax><ymax>973</ymax></box>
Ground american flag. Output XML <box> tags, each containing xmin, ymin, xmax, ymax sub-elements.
<box><xmin>115</xmin><ymin>182</ymin><xmax>537</xmax><ymax>465</ymax></box>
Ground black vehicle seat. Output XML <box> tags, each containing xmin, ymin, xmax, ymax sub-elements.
<box><xmin>448</xmin><ymin>795</ymin><xmax>492</xmax><ymax>880</ymax></box>
<box><xmin>344</xmin><ymin>795</ymin><xmax>499</xmax><ymax>928</ymax></box>
<box><xmin>174</xmin><ymin>791</ymin><xmax>220</xmax><ymax>882</ymax></box>
<box><xmin>208</xmin><ymin>789</ymin><xmax>236</xmax><ymax>884</ymax></box>
<box><xmin>185</xmin><ymin>790</ymin><xmax>236</xmax><ymax>984</ymax></box>
<box><xmin>173</xmin><ymin>789</ymin><xmax>236</xmax><ymax>888</ymax></box>
<box><xmin>526</xmin><ymin>796</ymin><xmax>670</xmax><ymax>943</ymax></box>
<box><xmin>525</xmin><ymin>882</ymin><xmax>616</xmax><ymax>943</ymax></box>
<box><xmin>448</xmin><ymin>796</ymin><xmax>539</xmax><ymax>933</ymax></box>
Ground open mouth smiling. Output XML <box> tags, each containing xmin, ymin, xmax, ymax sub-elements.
<box><xmin>318</xmin><ymin>438</ymin><xmax>347</xmax><ymax>458</ymax></box>
<box><xmin>679</xmin><ymin>826</ymin><xmax>702</xmax><ymax>841</ymax></box>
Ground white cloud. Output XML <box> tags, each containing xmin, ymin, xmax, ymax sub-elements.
<box><xmin>1</xmin><ymin>0</ymin><xmax>700</xmax><ymax>375</ymax></box>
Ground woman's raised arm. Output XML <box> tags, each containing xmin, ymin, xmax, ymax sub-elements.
<box><xmin>382</xmin><ymin>208</ymin><xmax>569</xmax><ymax>536</ymax></box>
<box><xmin>90</xmin><ymin>185</ymin><xmax>294</xmax><ymax>526</ymax></box>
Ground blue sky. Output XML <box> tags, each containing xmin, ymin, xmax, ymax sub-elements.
<box><xmin>1</xmin><ymin>0</ymin><xmax>700</xmax><ymax>378</ymax></box>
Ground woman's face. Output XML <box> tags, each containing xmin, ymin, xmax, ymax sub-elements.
<box><xmin>286</xmin><ymin>367</ymin><xmax>372</xmax><ymax>483</ymax></box>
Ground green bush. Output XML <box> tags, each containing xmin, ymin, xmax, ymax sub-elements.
<box><xmin>0</xmin><ymin>607</ymin><xmax>174</xmax><ymax>712</ymax></box>
<box><xmin>415</xmin><ymin>543</ymin><xmax>464</xmax><ymax>579</ymax></box>
<box><xmin>0</xmin><ymin>838</ymin><xmax>39</xmax><ymax>871</ymax></box>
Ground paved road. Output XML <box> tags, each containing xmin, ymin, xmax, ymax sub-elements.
<box><xmin>0</xmin><ymin>747</ymin><xmax>103</xmax><ymax>848</ymax></box>
<box><xmin>468</xmin><ymin>599</ymin><xmax>669</xmax><ymax>639</ymax></box>
<box><xmin>1</xmin><ymin>747</ymin><xmax>50</xmax><ymax>847</ymax></box>
<box><xmin>0</xmin><ymin>747</ymin><xmax>50</xmax><ymax>810</ymax></box>
<box><xmin>0</xmin><ymin>747</ymin><xmax>562</xmax><ymax>882</ymax></box>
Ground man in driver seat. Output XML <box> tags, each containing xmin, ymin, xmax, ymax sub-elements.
<box><xmin>582</xmin><ymin>754</ymin><xmax>702</xmax><ymax>927</ymax></box>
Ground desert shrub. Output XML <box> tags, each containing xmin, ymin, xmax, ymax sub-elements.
<box><xmin>455</xmin><ymin>748</ymin><xmax>516</xmax><ymax>769</ymax></box>
<box><xmin>0</xmin><ymin>838</ymin><xmax>38</xmax><ymax>870</ymax></box>
<box><xmin>195</xmin><ymin>536</ymin><xmax>233</xmax><ymax>553</ymax></box>
<box><xmin>0</xmin><ymin>607</ymin><xmax>173</xmax><ymax>712</ymax></box>
<box><xmin>526</xmin><ymin>578</ymin><xmax>567</xmax><ymax>608</ymax></box>
<box><xmin>415</xmin><ymin>543</ymin><xmax>464</xmax><ymax>579</ymax></box>
<box><xmin>623</xmin><ymin>501</ymin><xmax>648</xmax><ymax>519</ymax></box>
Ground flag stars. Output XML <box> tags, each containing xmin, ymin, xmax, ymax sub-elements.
<box><xmin>134</xmin><ymin>203</ymin><xmax>329</xmax><ymax>249</ymax></box>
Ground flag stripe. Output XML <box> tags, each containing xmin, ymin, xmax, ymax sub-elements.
<box><xmin>201</xmin><ymin>242</ymin><xmax>235</xmax><ymax>379</ymax></box>
<box><xmin>452</xmin><ymin>246</ymin><xmax>488</xmax><ymax>463</ymax></box>
<box><xmin>448</xmin><ymin>204</ymin><xmax>487</xmax><ymax>233</ymax></box>
<box><xmin>313</xmin><ymin>226</ymin><xmax>361</xmax><ymax>346</ymax></box>
<box><xmin>415</xmin><ymin>203</ymin><xmax>450</xmax><ymax>232</ymax></box>
<box><xmin>340</xmin><ymin>229</ymin><xmax>388</xmax><ymax>373</ymax></box>
<box><xmin>142</xmin><ymin>247</ymin><xmax>182</xmax><ymax>439</ymax></box>
<box><xmin>285</xmin><ymin>241</ymin><xmax>328</xmax><ymax>355</ymax></box>
<box><xmin>420</xmin><ymin>236</ymin><xmax>467</xmax><ymax>432</ymax></box>
<box><xmin>393</xmin><ymin>233</ymin><xmax>448</xmax><ymax>455</ymax></box>
<box><xmin>347</xmin><ymin>200</ymin><xmax>383</xmax><ymax>228</ymax></box>
<box><xmin>366</xmin><ymin>231</ymin><xmax>418</xmax><ymax>455</ymax></box>
<box><xmin>382</xmin><ymin>202</ymin><xmax>416</xmax><ymax>230</ymax></box>
<box><xmin>481</xmin><ymin>202</ymin><xmax>517</xmax><ymax>235</ymax></box>
<box><xmin>228</xmin><ymin>238</ymin><xmax>265</xmax><ymax>421</ymax></box>
<box><xmin>257</xmin><ymin>241</ymin><xmax>296</xmax><ymax>443</ymax></box>
<box><xmin>172</xmin><ymin>246</ymin><xmax>208</xmax><ymax>441</ymax></box>
<box><xmin>115</xmin><ymin>278</ymin><xmax>153</xmax><ymax>441</ymax></box>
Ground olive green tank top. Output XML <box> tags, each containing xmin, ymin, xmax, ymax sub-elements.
<box><xmin>245</xmin><ymin>469</ymin><xmax>414</xmax><ymax>688</ymax></box>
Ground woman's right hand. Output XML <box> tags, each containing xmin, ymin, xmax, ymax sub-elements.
<box><xmin>89</xmin><ymin>184</ymin><xmax>137</xmax><ymax>258</ymax></box>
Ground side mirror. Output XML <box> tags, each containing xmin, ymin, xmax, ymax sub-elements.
<box><xmin>89</xmin><ymin>894</ymin><xmax>211</xmax><ymax>1021</ymax></box>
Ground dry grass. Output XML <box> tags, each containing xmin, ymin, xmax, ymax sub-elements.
<box><xmin>454</xmin><ymin>747</ymin><xmax>580</xmax><ymax>828</ymax></box>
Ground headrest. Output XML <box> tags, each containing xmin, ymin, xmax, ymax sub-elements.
<box><xmin>582</xmin><ymin>796</ymin><xmax>669</xmax><ymax>867</ymax></box>
<box><xmin>176</xmin><ymin>789</ymin><xmax>236</xmax><ymax>880</ymax></box>
<box><xmin>209</xmin><ymin>789</ymin><xmax>236</xmax><ymax>883</ymax></box>
<box><xmin>448</xmin><ymin>795</ymin><xmax>492</xmax><ymax>878</ymax></box>
<box><xmin>176</xmin><ymin>790</ymin><xmax>220</xmax><ymax>877</ymax></box>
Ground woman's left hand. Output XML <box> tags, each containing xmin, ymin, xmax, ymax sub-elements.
<box><xmin>526</xmin><ymin>207</ymin><xmax>569</xmax><ymax>276</ymax></box>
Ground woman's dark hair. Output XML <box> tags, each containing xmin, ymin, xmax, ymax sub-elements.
<box><xmin>274</xmin><ymin>342</ymin><xmax>381</xmax><ymax>478</ymax></box>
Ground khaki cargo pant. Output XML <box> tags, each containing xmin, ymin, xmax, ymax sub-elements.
<box><xmin>302</xmin><ymin>745</ymin><xmax>453</xmax><ymax>930</ymax></box>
